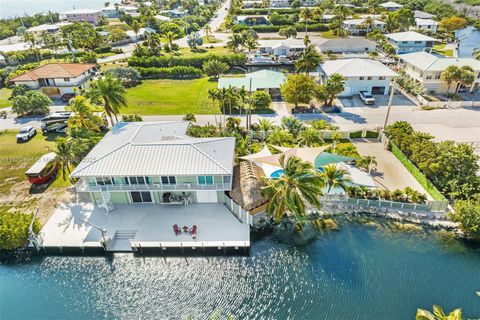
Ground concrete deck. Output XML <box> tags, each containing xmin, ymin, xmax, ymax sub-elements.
<box><xmin>39</xmin><ymin>203</ymin><xmax>250</xmax><ymax>253</ymax></box>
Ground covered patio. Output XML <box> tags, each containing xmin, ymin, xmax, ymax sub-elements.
<box><xmin>38</xmin><ymin>203</ymin><xmax>250</xmax><ymax>253</ymax></box>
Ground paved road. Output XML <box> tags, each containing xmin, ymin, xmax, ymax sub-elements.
<box><xmin>2</xmin><ymin>103</ymin><xmax>480</xmax><ymax>147</ymax></box>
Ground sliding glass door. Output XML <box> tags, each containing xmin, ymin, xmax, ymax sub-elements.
<box><xmin>130</xmin><ymin>191</ymin><xmax>153</xmax><ymax>203</ymax></box>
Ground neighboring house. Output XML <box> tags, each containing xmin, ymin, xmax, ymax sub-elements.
<box><xmin>243</xmin><ymin>0</ymin><xmax>263</xmax><ymax>8</ymax></box>
<box><xmin>126</xmin><ymin>27</ymin><xmax>156</xmax><ymax>42</ymax></box>
<box><xmin>301</xmin><ymin>0</ymin><xmax>318</xmax><ymax>6</ymax></box>
<box><xmin>71</xmin><ymin>121</ymin><xmax>236</xmax><ymax>206</ymax></box>
<box><xmin>398</xmin><ymin>51</ymin><xmax>480</xmax><ymax>94</ymax></box>
<box><xmin>10</xmin><ymin>63</ymin><xmax>97</xmax><ymax>97</ymax></box>
<box><xmin>379</xmin><ymin>1</ymin><xmax>403</xmax><ymax>11</ymax></box>
<box><xmin>385</xmin><ymin>31</ymin><xmax>437</xmax><ymax>54</ymax></box>
<box><xmin>270</xmin><ymin>0</ymin><xmax>290</xmax><ymax>7</ymax></box>
<box><xmin>320</xmin><ymin>14</ymin><xmax>336</xmax><ymax>23</ymax></box>
<box><xmin>102</xmin><ymin>5</ymin><xmax>139</xmax><ymax>18</ymax></box>
<box><xmin>61</xmin><ymin>9</ymin><xmax>102</xmax><ymax>24</ymax></box>
<box><xmin>414</xmin><ymin>10</ymin><xmax>434</xmax><ymax>19</ymax></box>
<box><xmin>159</xmin><ymin>9</ymin><xmax>188</xmax><ymax>18</ymax></box>
<box><xmin>257</xmin><ymin>39</ymin><xmax>305</xmax><ymax>56</ymax></box>
<box><xmin>316</xmin><ymin>38</ymin><xmax>377</xmax><ymax>53</ymax></box>
<box><xmin>320</xmin><ymin>58</ymin><xmax>398</xmax><ymax>96</ymax></box>
<box><xmin>218</xmin><ymin>70</ymin><xmax>286</xmax><ymax>93</ymax></box>
<box><xmin>154</xmin><ymin>14</ymin><xmax>172</xmax><ymax>21</ymax></box>
<box><xmin>342</xmin><ymin>18</ymin><xmax>385</xmax><ymax>35</ymax></box>
<box><xmin>414</xmin><ymin>18</ymin><xmax>439</xmax><ymax>33</ymax></box>
<box><xmin>236</xmin><ymin>15</ymin><xmax>269</xmax><ymax>26</ymax></box>
<box><xmin>27</xmin><ymin>24</ymin><xmax>60</xmax><ymax>34</ymax></box>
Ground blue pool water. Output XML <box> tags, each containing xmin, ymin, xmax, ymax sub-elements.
<box><xmin>1</xmin><ymin>221</ymin><xmax>479</xmax><ymax>320</ymax></box>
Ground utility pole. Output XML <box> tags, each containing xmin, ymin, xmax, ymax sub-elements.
<box><xmin>383</xmin><ymin>77</ymin><xmax>396</xmax><ymax>129</ymax></box>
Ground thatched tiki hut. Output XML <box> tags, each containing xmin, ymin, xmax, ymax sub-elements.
<box><xmin>229</xmin><ymin>160</ymin><xmax>269</xmax><ymax>212</ymax></box>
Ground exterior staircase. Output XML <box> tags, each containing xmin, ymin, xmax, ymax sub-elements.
<box><xmin>96</xmin><ymin>189</ymin><xmax>114</xmax><ymax>213</ymax></box>
<box><xmin>109</xmin><ymin>230</ymin><xmax>137</xmax><ymax>252</ymax></box>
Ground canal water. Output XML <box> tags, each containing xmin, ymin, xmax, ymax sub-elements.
<box><xmin>1</xmin><ymin>221</ymin><xmax>479</xmax><ymax>320</ymax></box>
<box><xmin>457</xmin><ymin>26</ymin><xmax>480</xmax><ymax>58</ymax></box>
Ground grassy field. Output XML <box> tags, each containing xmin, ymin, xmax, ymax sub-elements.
<box><xmin>0</xmin><ymin>130</ymin><xmax>71</xmax><ymax>221</ymax></box>
<box><xmin>321</xmin><ymin>30</ymin><xmax>338</xmax><ymax>39</ymax></box>
<box><xmin>432</xmin><ymin>44</ymin><xmax>454</xmax><ymax>57</ymax></box>
<box><xmin>0</xmin><ymin>88</ymin><xmax>12</xmax><ymax>109</ymax></box>
<box><xmin>124</xmin><ymin>78</ymin><xmax>221</xmax><ymax>115</ymax></box>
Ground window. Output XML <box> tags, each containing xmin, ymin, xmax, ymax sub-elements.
<box><xmin>161</xmin><ymin>176</ymin><xmax>176</xmax><ymax>185</ymax></box>
<box><xmin>198</xmin><ymin>176</ymin><xmax>214</xmax><ymax>185</ymax></box>
<box><xmin>359</xmin><ymin>77</ymin><xmax>364</xmax><ymax>80</ymax></box>
<box><xmin>402</xmin><ymin>41</ymin><xmax>408</xmax><ymax>44</ymax></box>
<box><xmin>64</xmin><ymin>78</ymin><xmax>70</xmax><ymax>82</ymax></box>
<box><xmin>128</xmin><ymin>176</ymin><xmax>147</xmax><ymax>185</ymax></box>
<box><xmin>130</xmin><ymin>191</ymin><xmax>152</xmax><ymax>203</ymax></box>
<box><xmin>96</xmin><ymin>177</ymin><xmax>112</xmax><ymax>185</ymax></box>
<box><xmin>367</xmin><ymin>76</ymin><xmax>372</xmax><ymax>80</ymax></box>
<box><xmin>426</xmin><ymin>75</ymin><xmax>432</xmax><ymax>80</ymax></box>
<box><xmin>223</xmin><ymin>175</ymin><xmax>231</xmax><ymax>185</ymax></box>
<box><xmin>379</xmin><ymin>76</ymin><xmax>386</xmax><ymax>80</ymax></box>
<box><xmin>414</xmin><ymin>41</ymin><xmax>422</xmax><ymax>44</ymax></box>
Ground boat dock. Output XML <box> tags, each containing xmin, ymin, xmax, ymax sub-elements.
<box><xmin>34</xmin><ymin>203</ymin><xmax>250</xmax><ymax>255</ymax></box>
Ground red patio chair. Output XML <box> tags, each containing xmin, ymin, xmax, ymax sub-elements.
<box><xmin>189</xmin><ymin>225</ymin><xmax>197</xmax><ymax>238</ymax></box>
<box><xmin>173</xmin><ymin>224</ymin><xmax>181</xmax><ymax>236</ymax></box>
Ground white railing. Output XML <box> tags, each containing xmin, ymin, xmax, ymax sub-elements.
<box><xmin>75</xmin><ymin>181</ymin><xmax>231</xmax><ymax>192</ymax></box>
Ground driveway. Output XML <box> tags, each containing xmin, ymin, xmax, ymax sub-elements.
<box><xmin>352</xmin><ymin>138</ymin><xmax>431</xmax><ymax>198</ymax></box>
<box><xmin>338</xmin><ymin>92</ymin><xmax>416</xmax><ymax>108</ymax></box>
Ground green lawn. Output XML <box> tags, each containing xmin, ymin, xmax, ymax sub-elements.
<box><xmin>0</xmin><ymin>88</ymin><xmax>12</xmax><ymax>109</ymax></box>
<box><xmin>321</xmin><ymin>30</ymin><xmax>338</xmax><ymax>39</ymax></box>
<box><xmin>432</xmin><ymin>44</ymin><xmax>454</xmax><ymax>57</ymax></box>
<box><xmin>124</xmin><ymin>78</ymin><xmax>221</xmax><ymax>115</ymax></box>
<box><xmin>0</xmin><ymin>130</ymin><xmax>70</xmax><ymax>195</ymax></box>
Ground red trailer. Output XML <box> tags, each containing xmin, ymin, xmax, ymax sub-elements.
<box><xmin>25</xmin><ymin>153</ymin><xmax>59</xmax><ymax>185</ymax></box>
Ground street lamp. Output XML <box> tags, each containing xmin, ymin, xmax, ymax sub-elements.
<box><xmin>233</xmin><ymin>66</ymin><xmax>253</xmax><ymax>130</ymax></box>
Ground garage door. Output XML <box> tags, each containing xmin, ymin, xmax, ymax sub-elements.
<box><xmin>371</xmin><ymin>86</ymin><xmax>385</xmax><ymax>94</ymax></box>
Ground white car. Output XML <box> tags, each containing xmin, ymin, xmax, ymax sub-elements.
<box><xmin>16</xmin><ymin>126</ymin><xmax>36</xmax><ymax>142</ymax></box>
<box><xmin>359</xmin><ymin>91</ymin><xmax>375</xmax><ymax>105</ymax></box>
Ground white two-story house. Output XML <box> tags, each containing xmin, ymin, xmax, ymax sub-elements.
<box><xmin>385</xmin><ymin>31</ymin><xmax>437</xmax><ymax>54</ymax></box>
<box><xmin>399</xmin><ymin>51</ymin><xmax>480</xmax><ymax>94</ymax></box>
<box><xmin>72</xmin><ymin>122</ymin><xmax>236</xmax><ymax>207</ymax></box>
<box><xmin>342</xmin><ymin>18</ymin><xmax>385</xmax><ymax>35</ymax></box>
<box><xmin>10</xmin><ymin>63</ymin><xmax>97</xmax><ymax>98</ymax></box>
<box><xmin>414</xmin><ymin>18</ymin><xmax>439</xmax><ymax>33</ymax></box>
<box><xmin>320</xmin><ymin>58</ymin><xmax>398</xmax><ymax>96</ymax></box>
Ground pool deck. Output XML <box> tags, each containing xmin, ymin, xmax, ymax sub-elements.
<box><xmin>37</xmin><ymin>203</ymin><xmax>250</xmax><ymax>253</ymax></box>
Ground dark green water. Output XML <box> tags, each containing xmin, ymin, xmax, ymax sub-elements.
<box><xmin>1</xmin><ymin>221</ymin><xmax>479</xmax><ymax>320</ymax></box>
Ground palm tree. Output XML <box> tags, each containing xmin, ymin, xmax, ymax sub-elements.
<box><xmin>416</xmin><ymin>305</ymin><xmax>462</xmax><ymax>320</ymax></box>
<box><xmin>320</xmin><ymin>164</ymin><xmax>351</xmax><ymax>193</ymax></box>
<box><xmin>334</xmin><ymin>4</ymin><xmax>352</xmax><ymax>21</ymax></box>
<box><xmin>165</xmin><ymin>31</ymin><xmax>176</xmax><ymax>50</ymax></box>
<box><xmin>244</xmin><ymin>36</ymin><xmax>258</xmax><ymax>55</ymax></box>
<box><xmin>358</xmin><ymin>156</ymin><xmax>377</xmax><ymax>174</ymax></box>
<box><xmin>323</xmin><ymin>73</ymin><xmax>346</xmax><ymax>106</ymax></box>
<box><xmin>295</xmin><ymin>45</ymin><xmax>323</xmax><ymax>74</ymax></box>
<box><xmin>262</xmin><ymin>154</ymin><xmax>325</xmax><ymax>223</ymax></box>
<box><xmin>67</xmin><ymin>96</ymin><xmax>100</xmax><ymax>131</ymax></box>
<box><xmin>145</xmin><ymin>32</ymin><xmax>162</xmax><ymax>55</ymax></box>
<box><xmin>300</xmin><ymin>8</ymin><xmax>313</xmax><ymax>34</ymax></box>
<box><xmin>87</xmin><ymin>75</ymin><xmax>127</xmax><ymax>124</ymax></box>
<box><xmin>23</xmin><ymin>31</ymin><xmax>40</xmax><ymax>62</ymax></box>
<box><xmin>258</xmin><ymin>118</ymin><xmax>274</xmax><ymax>139</ymax></box>
<box><xmin>360</xmin><ymin>17</ymin><xmax>375</xmax><ymax>33</ymax></box>
<box><xmin>235</xmin><ymin>86</ymin><xmax>248</xmax><ymax>117</ymax></box>
<box><xmin>281</xmin><ymin>115</ymin><xmax>303</xmax><ymax>137</ymax></box>
<box><xmin>456</xmin><ymin>66</ymin><xmax>475</xmax><ymax>94</ymax></box>
<box><xmin>298</xmin><ymin>127</ymin><xmax>323</xmax><ymax>147</ymax></box>
<box><xmin>440</xmin><ymin>65</ymin><xmax>459</xmax><ymax>94</ymax></box>
<box><xmin>368</xmin><ymin>51</ymin><xmax>379</xmax><ymax>60</ymax></box>
<box><xmin>204</xmin><ymin>24</ymin><xmax>212</xmax><ymax>41</ymax></box>
<box><xmin>227</xmin><ymin>33</ymin><xmax>243</xmax><ymax>53</ymax></box>
<box><xmin>131</xmin><ymin>21</ymin><xmax>141</xmax><ymax>45</ymax></box>
<box><xmin>51</xmin><ymin>138</ymin><xmax>75</xmax><ymax>180</ymax></box>
<box><xmin>474</xmin><ymin>47</ymin><xmax>480</xmax><ymax>60</ymax></box>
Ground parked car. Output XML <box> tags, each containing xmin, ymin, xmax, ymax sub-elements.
<box><xmin>359</xmin><ymin>91</ymin><xmax>375</xmax><ymax>105</ymax></box>
<box><xmin>16</xmin><ymin>126</ymin><xmax>36</xmax><ymax>142</ymax></box>
<box><xmin>61</xmin><ymin>93</ymin><xmax>76</xmax><ymax>102</ymax></box>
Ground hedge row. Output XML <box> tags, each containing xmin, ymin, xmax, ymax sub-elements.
<box><xmin>251</xmin><ymin>23</ymin><xmax>330</xmax><ymax>32</ymax></box>
<box><xmin>389</xmin><ymin>142</ymin><xmax>447</xmax><ymax>202</ymax></box>
<box><xmin>239</xmin><ymin>8</ymin><xmax>300</xmax><ymax>14</ymax></box>
<box><xmin>129</xmin><ymin>53</ymin><xmax>246</xmax><ymax>68</ymax></box>
<box><xmin>135</xmin><ymin>66</ymin><xmax>203</xmax><ymax>79</ymax></box>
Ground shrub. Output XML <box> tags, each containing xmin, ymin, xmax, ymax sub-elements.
<box><xmin>251</xmin><ymin>90</ymin><xmax>272</xmax><ymax>109</ymax></box>
<box><xmin>107</xmin><ymin>66</ymin><xmax>141</xmax><ymax>87</ymax></box>
<box><xmin>121</xmin><ymin>114</ymin><xmax>143</xmax><ymax>122</ymax></box>
<box><xmin>94</xmin><ymin>45</ymin><xmax>113</xmax><ymax>54</ymax></box>
<box><xmin>135</xmin><ymin>66</ymin><xmax>204</xmax><ymax>79</ymax></box>
<box><xmin>129</xmin><ymin>53</ymin><xmax>246</xmax><ymax>69</ymax></box>
<box><xmin>183</xmin><ymin>113</ymin><xmax>197</xmax><ymax>122</ymax></box>
<box><xmin>0</xmin><ymin>212</ymin><xmax>40</xmax><ymax>250</ymax></box>
<box><xmin>12</xmin><ymin>91</ymin><xmax>51</xmax><ymax>116</ymax></box>
<box><xmin>202</xmin><ymin>59</ymin><xmax>229</xmax><ymax>78</ymax></box>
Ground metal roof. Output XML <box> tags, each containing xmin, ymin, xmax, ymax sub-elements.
<box><xmin>71</xmin><ymin>122</ymin><xmax>235</xmax><ymax>177</ymax></box>
<box><xmin>321</xmin><ymin>58</ymin><xmax>398</xmax><ymax>77</ymax></box>
<box><xmin>386</xmin><ymin>31</ymin><xmax>437</xmax><ymax>42</ymax></box>
<box><xmin>218</xmin><ymin>70</ymin><xmax>286</xmax><ymax>90</ymax></box>
<box><xmin>399</xmin><ymin>52</ymin><xmax>480</xmax><ymax>72</ymax></box>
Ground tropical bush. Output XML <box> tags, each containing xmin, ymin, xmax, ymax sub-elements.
<box><xmin>135</xmin><ymin>66</ymin><xmax>204</xmax><ymax>79</ymax></box>
<box><xmin>346</xmin><ymin>186</ymin><xmax>428</xmax><ymax>204</ymax></box>
<box><xmin>121</xmin><ymin>114</ymin><xmax>143</xmax><ymax>122</ymax></box>
<box><xmin>251</xmin><ymin>90</ymin><xmax>272</xmax><ymax>109</ymax></box>
<box><xmin>128</xmin><ymin>53</ymin><xmax>246</xmax><ymax>69</ymax></box>
<box><xmin>107</xmin><ymin>66</ymin><xmax>141</xmax><ymax>87</ymax></box>
<box><xmin>0</xmin><ymin>212</ymin><xmax>40</xmax><ymax>250</ymax></box>
<box><xmin>386</xmin><ymin>121</ymin><xmax>479</xmax><ymax>201</ymax></box>
<box><xmin>11</xmin><ymin>90</ymin><xmax>51</xmax><ymax>116</ymax></box>
<box><xmin>450</xmin><ymin>196</ymin><xmax>480</xmax><ymax>240</ymax></box>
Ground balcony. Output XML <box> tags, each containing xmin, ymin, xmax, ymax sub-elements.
<box><xmin>75</xmin><ymin>180</ymin><xmax>231</xmax><ymax>192</ymax></box>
